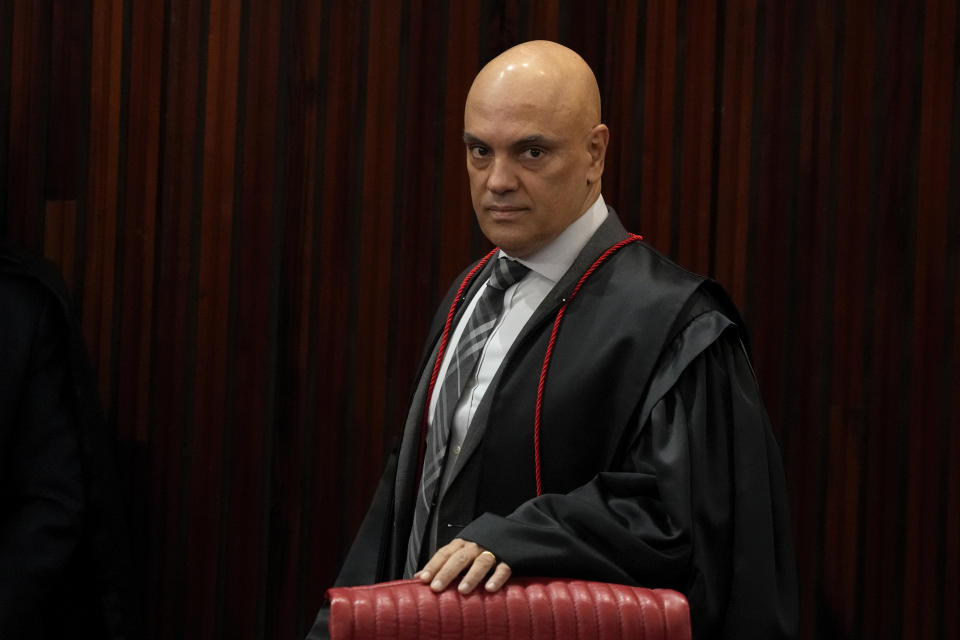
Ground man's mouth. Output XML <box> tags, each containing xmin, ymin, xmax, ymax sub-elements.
<box><xmin>486</xmin><ymin>205</ymin><xmax>527</xmax><ymax>218</ymax></box>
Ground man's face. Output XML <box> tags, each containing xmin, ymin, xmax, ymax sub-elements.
<box><xmin>463</xmin><ymin>94</ymin><xmax>598</xmax><ymax>258</ymax></box>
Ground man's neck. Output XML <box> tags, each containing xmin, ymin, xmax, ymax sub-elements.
<box><xmin>506</xmin><ymin>194</ymin><xmax>608</xmax><ymax>284</ymax></box>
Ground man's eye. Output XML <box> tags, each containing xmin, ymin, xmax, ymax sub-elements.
<box><xmin>469</xmin><ymin>146</ymin><xmax>490</xmax><ymax>158</ymax></box>
<box><xmin>522</xmin><ymin>147</ymin><xmax>545</xmax><ymax>159</ymax></box>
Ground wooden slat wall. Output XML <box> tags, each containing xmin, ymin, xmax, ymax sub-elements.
<box><xmin>2</xmin><ymin>1</ymin><xmax>957</xmax><ymax>638</ymax></box>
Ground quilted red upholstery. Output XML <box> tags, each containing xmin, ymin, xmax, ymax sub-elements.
<box><xmin>327</xmin><ymin>577</ymin><xmax>691</xmax><ymax>639</ymax></box>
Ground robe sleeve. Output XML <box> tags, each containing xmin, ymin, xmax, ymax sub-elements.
<box><xmin>458</xmin><ymin>311</ymin><xmax>798</xmax><ymax>639</ymax></box>
<box><xmin>0</xmin><ymin>287</ymin><xmax>85</xmax><ymax>634</ymax></box>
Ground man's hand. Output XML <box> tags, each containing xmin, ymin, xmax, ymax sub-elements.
<box><xmin>415</xmin><ymin>538</ymin><xmax>512</xmax><ymax>594</ymax></box>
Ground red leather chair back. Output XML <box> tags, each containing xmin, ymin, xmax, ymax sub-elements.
<box><xmin>327</xmin><ymin>577</ymin><xmax>691</xmax><ymax>640</ymax></box>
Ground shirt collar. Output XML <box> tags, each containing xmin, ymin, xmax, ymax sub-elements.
<box><xmin>500</xmin><ymin>194</ymin><xmax>608</xmax><ymax>284</ymax></box>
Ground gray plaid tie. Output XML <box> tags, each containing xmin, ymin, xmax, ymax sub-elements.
<box><xmin>404</xmin><ymin>256</ymin><xmax>530</xmax><ymax>576</ymax></box>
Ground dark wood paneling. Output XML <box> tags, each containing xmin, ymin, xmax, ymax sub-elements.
<box><xmin>7</xmin><ymin>0</ymin><xmax>51</xmax><ymax>248</ymax></box>
<box><xmin>3</xmin><ymin>1</ymin><xmax>958</xmax><ymax>638</ymax></box>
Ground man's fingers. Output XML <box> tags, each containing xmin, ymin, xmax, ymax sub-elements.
<box><xmin>418</xmin><ymin>539</ymin><xmax>465</xmax><ymax>582</ymax></box>
<box><xmin>430</xmin><ymin>541</ymin><xmax>481</xmax><ymax>591</ymax></box>
<box><xmin>457</xmin><ymin>549</ymin><xmax>499</xmax><ymax>594</ymax></box>
<box><xmin>416</xmin><ymin>539</ymin><xmax>510</xmax><ymax>593</ymax></box>
<box><xmin>485</xmin><ymin>562</ymin><xmax>512</xmax><ymax>592</ymax></box>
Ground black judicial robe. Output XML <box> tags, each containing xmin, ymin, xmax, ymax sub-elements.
<box><xmin>323</xmin><ymin>211</ymin><xmax>798</xmax><ymax>639</ymax></box>
<box><xmin>0</xmin><ymin>244</ymin><xmax>135</xmax><ymax>639</ymax></box>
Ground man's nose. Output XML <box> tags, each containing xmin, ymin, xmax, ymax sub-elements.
<box><xmin>486</xmin><ymin>158</ymin><xmax>518</xmax><ymax>193</ymax></box>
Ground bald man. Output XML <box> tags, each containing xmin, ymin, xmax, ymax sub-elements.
<box><xmin>308</xmin><ymin>41</ymin><xmax>797</xmax><ymax>639</ymax></box>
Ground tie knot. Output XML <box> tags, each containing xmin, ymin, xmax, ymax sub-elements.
<box><xmin>487</xmin><ymin>257</ymin><xmax>530</xmax><ymax>291</ymax></box>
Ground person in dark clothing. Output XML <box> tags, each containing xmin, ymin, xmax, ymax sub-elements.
<box><xmin>308</xmin><ymin>40</ymin><xmax>797</xmax><ymax>639</ymax></box>
<box><xmin>0</xmin><ymin>243</ymin><xmax>134</xmax><ymax>639</ymax></box>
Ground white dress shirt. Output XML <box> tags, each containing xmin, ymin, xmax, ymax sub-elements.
<box><xmin>428</xmin><ymin>195</ymin><xmax>609</xmax><ymax>458</ymax></box>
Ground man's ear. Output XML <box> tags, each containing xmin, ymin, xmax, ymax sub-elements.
<box><xmin>586</xmin><ymin>124</ymin><xmax>609</xmax><ymax>183</ymax></box>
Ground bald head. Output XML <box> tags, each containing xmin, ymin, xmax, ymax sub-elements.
<box><xmin>462</xmin><ymin>41</ymin><xmax>609</xmax><ymax>258</ymax></box>
<box><xmin>467</xmin><ymin>40</ymin><xmax>601</xmax><ymax>131</ymax></box>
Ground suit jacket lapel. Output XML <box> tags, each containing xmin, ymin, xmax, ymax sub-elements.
<box><xmin>389</xmin><ymin>258</ymin><xmax>496</xmax><ymax>573</ymax></box>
